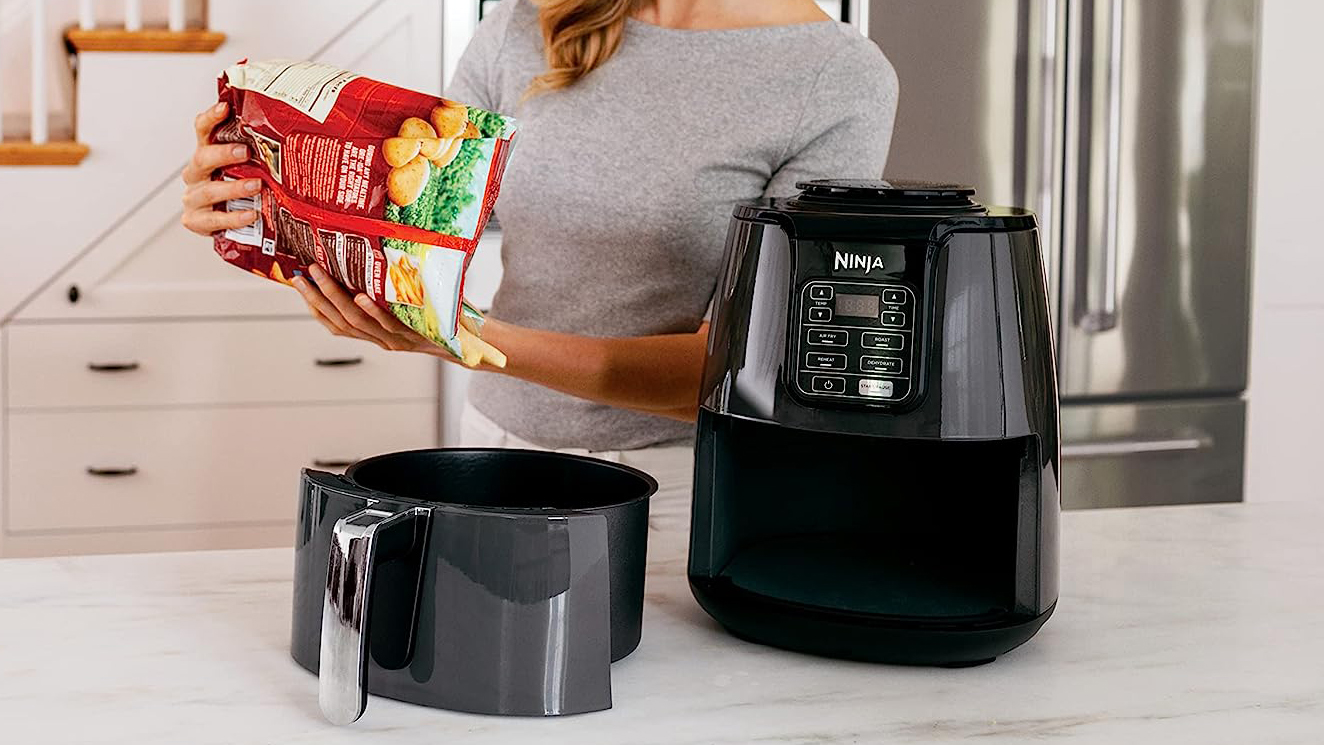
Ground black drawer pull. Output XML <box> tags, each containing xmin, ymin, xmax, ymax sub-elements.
<box><xmin>315</xmin><ymin>357</ymin><xmax>364</xmax><ymax>367</ymax></box>
<box><xmin>86</xmin><ymin>466</ymin><xmax>138</xmax><ymax>477</ymax></box>
<box><xmin>313</xmin><ymin>458</ymin><xmax>356</xmax><ymax>468</ymax></box>
<box><xmin>87</xmin><ymin>362</ymin><xmax>140</xmax><ymax>372</ymax></box>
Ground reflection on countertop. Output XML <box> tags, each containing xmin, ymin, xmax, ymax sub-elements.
<box><xmin>1</xmin><ymin>500</ymin><xmax>1321</xmax><ymax>744</ymax></box>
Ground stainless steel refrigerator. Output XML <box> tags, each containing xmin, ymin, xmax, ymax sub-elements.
<box><xmin>862</xmin><ymin>0</ymin><xmax>1258</xmax><ymax>508</ymax></box>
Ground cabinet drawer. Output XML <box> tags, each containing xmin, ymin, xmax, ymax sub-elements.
<box><xmin>5</xmin><ymin>402</ymin><xmax>435</xmax><ymax>533</ymax></box>
<box><xmin>4</xmin><ymin>320</ymin><xmax>437</xmax><ymax>409</ymax></box>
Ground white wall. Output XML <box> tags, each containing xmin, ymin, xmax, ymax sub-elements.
<box><xmin>1244</xmin><ymin>0</ymin><xmax>1324</xmax><ymax>502</ymax></box>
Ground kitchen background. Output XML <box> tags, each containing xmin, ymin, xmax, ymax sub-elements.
<box><xmin>0</xmin><ymin>0</ymin><xmax>1316</xmax><ymax>557</ymax></box>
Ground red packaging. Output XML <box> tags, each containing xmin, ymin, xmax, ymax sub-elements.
<box><xmin>209</xmin><ymin>60</ymin><xmax>517</xmax><ymax>363</ymax></box>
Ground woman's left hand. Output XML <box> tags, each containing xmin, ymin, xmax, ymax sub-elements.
<box><xmin>292</xmin><ymin>264</ymin><xmax>437</xmax><ymax>354</ymax></box>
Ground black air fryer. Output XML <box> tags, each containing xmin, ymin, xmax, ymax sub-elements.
<box><xmin>690</xmin><ymin>179</ymin><xmax>1059</xmax><ymax>666</ymax></box>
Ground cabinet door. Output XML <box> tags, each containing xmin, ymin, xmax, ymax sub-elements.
<box><xmin>6</xmin><ymin>319</ymin><xmax>437</xmax><ymax>409</ymax></box>
<box><xmin>6</xmin><ymin>402</ymin><xmax>436</xmax><ymax>533</ymax></box>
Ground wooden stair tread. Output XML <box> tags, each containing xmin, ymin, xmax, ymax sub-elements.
<box><xmin>0</xmin><ymin>142</ymin><xmax>91</xmax><ymax>166</ymax></box>
<box><xmin>65</xmin><ymin>27</ymin><xmax>226</xmax><ymax>53</ymax></box>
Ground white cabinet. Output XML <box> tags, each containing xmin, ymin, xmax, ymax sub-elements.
<box><xmin>1</xmin><ymin>318</ymin><xmax>440</xmax><ymax>557</ymax></box>
<box><xmin>6</xmin><ymin>320</ymin><xmax>436</xmax><ymax>409</ymax></box>
<box><xmin>6</xmin><ymin>402</ymin><xmax>434</xmax><ymax>533</ymax></box>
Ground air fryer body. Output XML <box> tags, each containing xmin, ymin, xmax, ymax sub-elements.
<box><xmin>689</xmin><ymin>182</ymin><xmax>1060</xmax><ymax>666</ymax></box>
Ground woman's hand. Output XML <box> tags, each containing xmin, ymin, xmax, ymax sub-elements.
<box><xmin>292</xmin><ymin>264</ymin><xmax>441</xmax><ymax>355</ymax></box>
<box><xmin>180</xmin><ymin>102</ymin><xmax>262</xmax><ymax>236</ymax></box>
<box><xmin>294</xmin><ymin>262</ymin><xmax>704</xmax><ymax>420</ymax></box>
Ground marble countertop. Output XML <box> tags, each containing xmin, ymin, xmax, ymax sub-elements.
<box><xmin>2</xmin><ymin>501</ymin><xmax>1322</xmax><ymax>744</ymax></box>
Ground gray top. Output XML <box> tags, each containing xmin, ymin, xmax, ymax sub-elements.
<box><xmin>447</xmin><ymin>0</ymin><xmax>898</xmax><ymax>451</ymax></box>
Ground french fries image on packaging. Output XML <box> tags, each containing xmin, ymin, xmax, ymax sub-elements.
<box><xmin>388</xmin><ymin>256</ymin><xmax>426</xmax><ymax>306</ymax></box>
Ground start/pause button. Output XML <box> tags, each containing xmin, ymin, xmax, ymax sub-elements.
<box><xmin>810</xmin><ymin>375</ymin><xmax>846</xmax><ymax>394</ymax></box>
<box><xmin>858</xmin><ymin>379</ymin><xmax>894</xmax><ymax>398</ymax></box>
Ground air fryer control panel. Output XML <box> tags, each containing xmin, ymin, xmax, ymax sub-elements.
<box><xmin>794</xmin><ymin>280</ymin><xmax>917</xmax><ymax>405</ymax></box>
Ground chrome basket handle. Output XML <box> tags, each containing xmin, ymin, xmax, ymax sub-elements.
<box><xmin>319</xmin><ymin>507</ymin><xmax>428</xmax><ymax>725</ymax></box>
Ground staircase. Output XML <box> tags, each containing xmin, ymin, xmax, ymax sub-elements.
<box><xmin>0</xmin><ymin>0</ymin><xmax>502</xmax><ymax>558</ymax></box>
<box><xmin>0</xmin><ymin>0</ymin><xmax>222</xmax><ymax>166</ymax></box>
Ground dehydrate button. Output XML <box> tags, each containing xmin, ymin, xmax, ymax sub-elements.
<box><xmin>861</xmin><ymin>356</ymin><xmax>903</xmax><ymax>374</ymax></box>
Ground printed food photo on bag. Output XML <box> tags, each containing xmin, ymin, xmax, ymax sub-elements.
<box><xmin>208</xmin><ymin>59</ymin><xmax>517</xmax><ymax>367</ymax></box>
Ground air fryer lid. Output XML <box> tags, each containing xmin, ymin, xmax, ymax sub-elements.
<box><xmin>791</xmin><ymin>178</ymin><xmax>986</xmax><ymax>214</ymax></box>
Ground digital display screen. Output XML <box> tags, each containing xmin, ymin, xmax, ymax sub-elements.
<box><xmin>835</xmin><ymin>293</ymin><xmax>879</xmax><ymax>318</ymax></box>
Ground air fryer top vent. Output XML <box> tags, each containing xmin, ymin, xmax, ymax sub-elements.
<box><xmin>791</xmin><ymin>179</ymin><xmax>985</xmax><ymax>214</ymax></box>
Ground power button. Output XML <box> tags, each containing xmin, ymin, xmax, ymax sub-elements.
<box><xmin>810</xmin><ymin>375</ymin><xmax>846</xmax><ymax>394</ymax></box>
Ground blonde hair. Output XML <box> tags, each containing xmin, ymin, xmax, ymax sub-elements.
<box><xmin>527</xmin><ymin>0</ymin><xmax>646</xmax><ymax>96</ymax></box>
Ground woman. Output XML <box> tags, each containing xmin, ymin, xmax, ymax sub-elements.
<box><xmin>181</xmin><ymin>0</ymin><xmax>897</xmax><ymax>519</ymax></box>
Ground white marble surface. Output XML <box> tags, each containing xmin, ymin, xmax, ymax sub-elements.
<box><xmin>2</xmin><ymin>501</ymin><xmax>1322</xmax><ymax>744</ymax></box>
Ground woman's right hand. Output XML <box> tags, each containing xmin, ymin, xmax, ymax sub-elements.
<box><xmin>180</xmin><ymin>102</ymin><xmax>262</xmax><ymax>236</ymax></box>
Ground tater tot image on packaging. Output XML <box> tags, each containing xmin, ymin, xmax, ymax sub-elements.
<box><xmin>208</xmin><ymin>59</ymin><xmax>518</xmax><ymax>365</ymax></box>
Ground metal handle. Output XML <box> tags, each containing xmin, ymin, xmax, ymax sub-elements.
<box><xmin>315</xmin><ymin>357</ymin><xmax>363</xmax><ymax>367</ymax></box>
<box><xmin>1062</xmin><ymin>435</ymin><xmax>1210</xmax><ymax>459</ymax></box>
<box><xmin>1035</xmin><ymin>0</ymin><xmax>1063</xmax><ymax>289</ymax></box>
<box><xmin>312</xmin><ymin>458</ymin><xmax>356</xmax><ymax>469</ymax></box>
<box><xmin>319</xmin><ymin>507</ymin><xmax>428</xmax><ymax>725</ymax></box>
<box><xmin>87</xmin><ymin>362</ymin><xmax>140</xmax><ymax>372</ymax></box>
<box><xmin>1080</xmin><ymin>0</ymin><xmax>1124</xmax><ymax>333</ymax></box>
<box><xmin>86</xmin><ymin>466</ymin><xmax>138</xmax><ymax>477</ymax></box>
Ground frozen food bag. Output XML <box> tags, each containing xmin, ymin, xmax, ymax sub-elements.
<box><xmin>208</xmin><ymin>59</ymin><xmax>517</xmax><ymax>366</ymax></box>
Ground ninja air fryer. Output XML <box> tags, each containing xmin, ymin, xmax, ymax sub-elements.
<box><xmin>689</xmin><ymin>179</ymin><xmax>1060</xmax><ymax>666</ymax></box>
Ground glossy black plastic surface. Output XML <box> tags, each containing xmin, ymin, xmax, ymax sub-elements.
<box><xmin>291</xmin><ymin>449</ymin><xmax>656</xmax><ymax>715</ymax></box>
<box><xmin>690</xmin><ymin>188</ymin><xmax>1060</xmax><ymax>665</ymax></box>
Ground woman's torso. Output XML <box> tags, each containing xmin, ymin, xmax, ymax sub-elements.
<box><xmin>451</xmin><ymin>0</ymin><xmax>897</xmax><ymax>450</ymax></box>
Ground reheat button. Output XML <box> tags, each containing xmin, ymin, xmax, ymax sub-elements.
<box><xmin>805</xmin><ymin>352</ymin><xmax>847</xmax><ymax>371</ymax></box>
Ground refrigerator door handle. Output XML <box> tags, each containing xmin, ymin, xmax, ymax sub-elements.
<box><xmin>1035</xmin><ymin>0</ymin><xmax>1065</xmax><ymax>295</ymax></box>
<box><xmin>1061</xmin><ymin>434</ymin><xmax>1211</xmax><ymax>459</ymax></box>
<box><xmin>1078</xmin><ymin>0</ymin><xmax>1124</xmax><ymax>333</ymax></box>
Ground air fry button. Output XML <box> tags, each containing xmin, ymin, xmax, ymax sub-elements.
<box><xmin>810</xmin><ymin>375</ymin><xmax>846</xmax><ymax>394</ymax></box>
<box><xmin>807</xmin><ymin>328</ymin><xmax>849</xmax><ymax>346</ymax></box>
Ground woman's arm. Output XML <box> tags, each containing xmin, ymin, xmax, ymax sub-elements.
<box><xmin>479</xmin><ymin>317</ymin><xmax>708</xmax><ymax>422</ymax></box>
<box><xmin>291</xmin><ymin>264</ymin><xmax>707</xmax><ymax>422</ymax></box>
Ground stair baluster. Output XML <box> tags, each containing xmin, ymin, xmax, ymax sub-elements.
<box><xmin>30</xmin><ymin>0</ymin><xmax>47</xmax><ymax>145</ymax></box>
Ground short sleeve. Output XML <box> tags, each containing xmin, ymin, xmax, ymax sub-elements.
<box><xmin>763</xmin><ymin>35</ymin><xmax>899</xmax><ymax>197</ymax></box>
<box><xmin>442</xmin><ymin>0</ymin><xmax>520</xmax><ymax>110</ymax></box>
